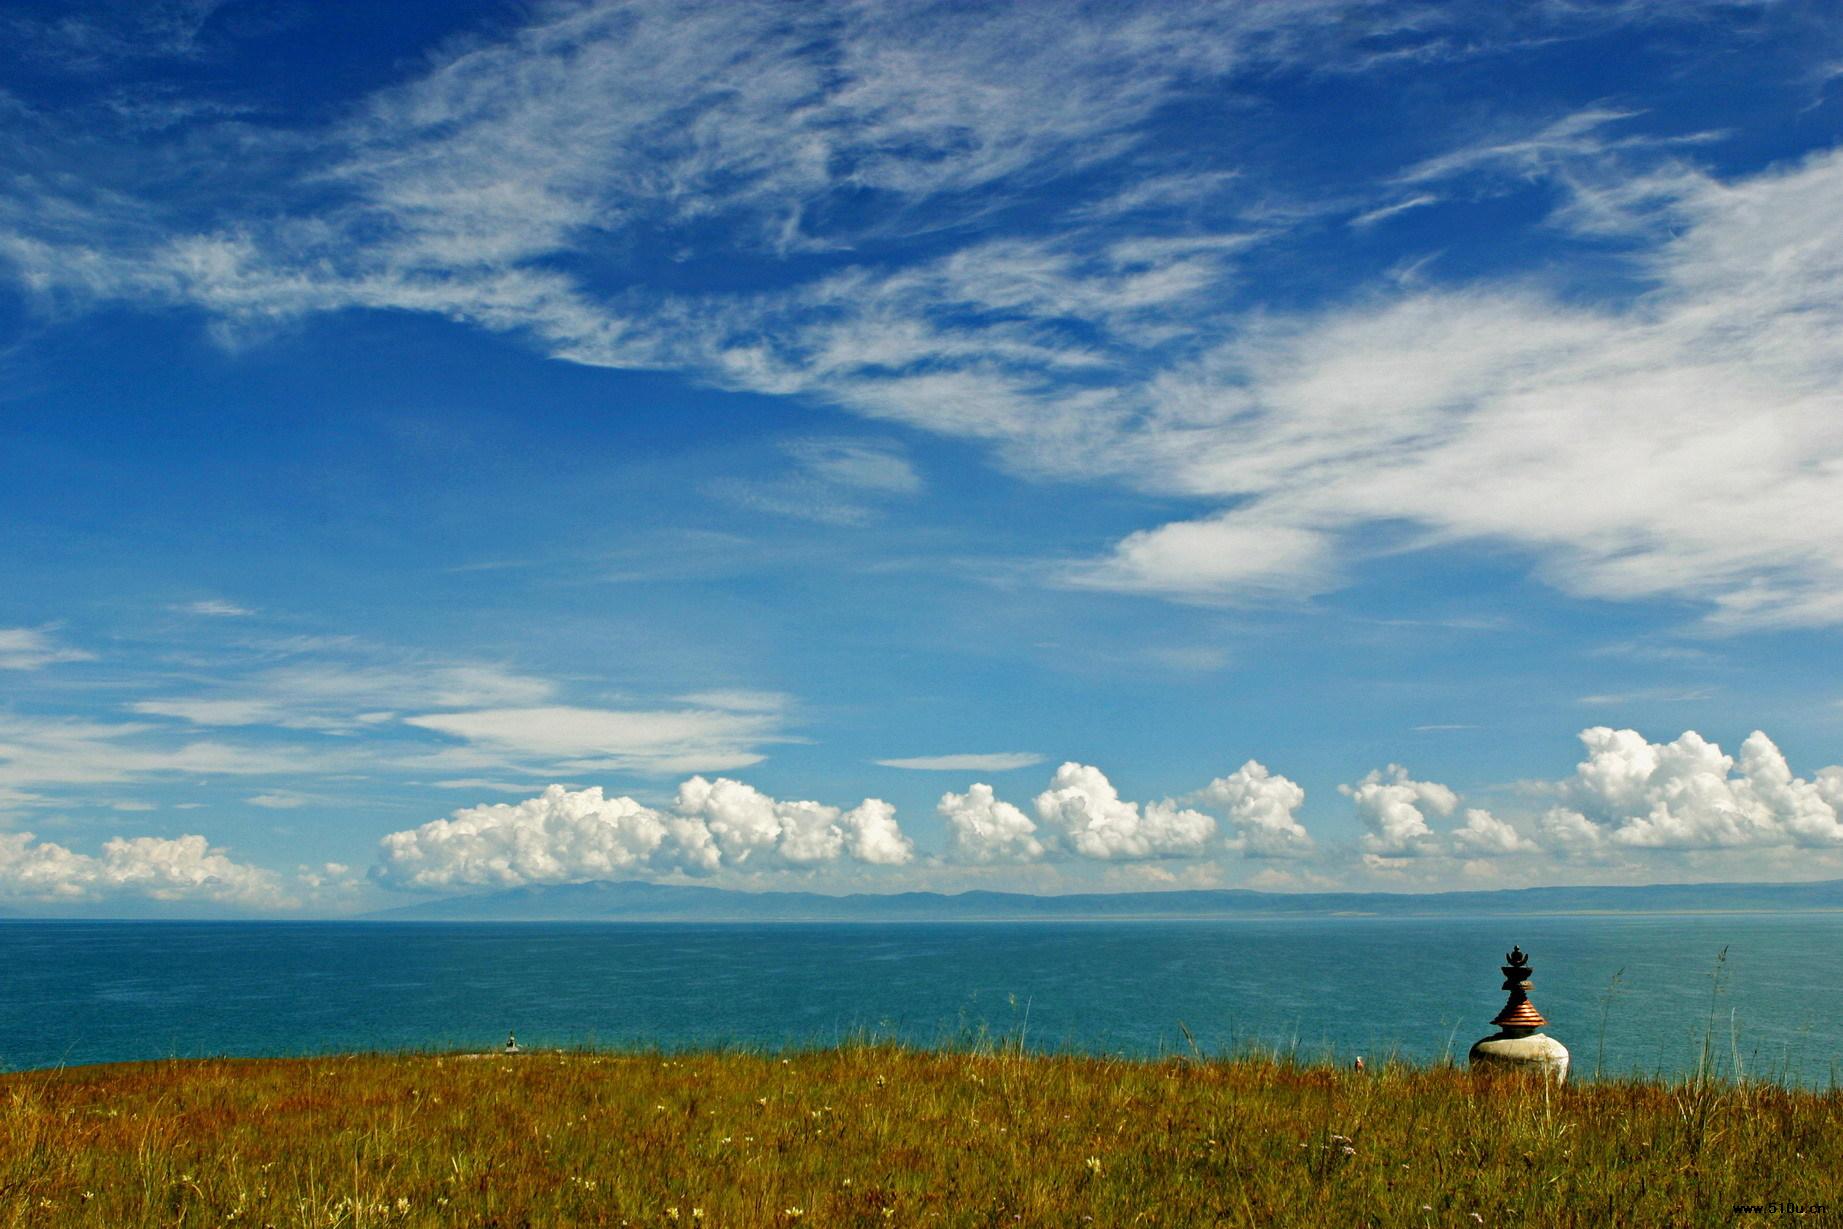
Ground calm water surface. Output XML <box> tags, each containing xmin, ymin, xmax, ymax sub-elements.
<box><xmin>2</xmin><ymin>915</ymin><xmax>1839</xmax><ymax>1083</ymax></box>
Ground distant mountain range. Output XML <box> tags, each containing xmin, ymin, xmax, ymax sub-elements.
<box><xmin>365</xmin><ymin>877</ymin><xmax>1843</xmax><ymax>922</ymax></box>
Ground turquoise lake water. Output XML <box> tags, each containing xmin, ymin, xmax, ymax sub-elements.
<box><xmin>1</xmin><ymin>914</ymin><xmax>1838</xmax><ymax>1084</ymax></box>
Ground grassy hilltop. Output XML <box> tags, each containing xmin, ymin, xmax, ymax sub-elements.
<box><xmin>2</xmin><ymin>1048</ymin><xmax>1838</xmax><ymax>1228</ymax></box>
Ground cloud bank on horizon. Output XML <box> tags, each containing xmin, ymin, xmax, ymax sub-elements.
<box><xmin>367</xmin><ymin>724</ymin><xmax>1843</xmax><ymax>896</ymax></box>
<box><xmin>3</xmin><ymin>0</ymin><xmax>1843</xmax><ymax>909</ymax></box>
<box><xmin>5</xmin><ymin>713</ymin><xmax>1843</xmax><ymax>905</ymax></box>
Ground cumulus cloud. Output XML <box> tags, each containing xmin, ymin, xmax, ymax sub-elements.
<box><xmin>837</xmin><ymin>798</ymin><xmax>915</xmax><ymax>866</ymax></box>
<box><xmin>0</xmin><ymin>627</ymin><xmax>93</xmax><ymax>670</ymax></box>
<box><xmin>1337</xmin><ymin>770</ymin><xmax>1535</xmax><ymax>867</ymax></box>
<box><xmin>0</xmin><ymin>831</ymin><xmax>286</xmax><ymax>906</ymax></box>
<box><xmin>1033</xmin><ymin>762</ymin><xmax>1215</xmax><ymax>860</ymax></box>
<box><xmin>938</xmin><ymin>783</ymin><xmax>1046</xmax><ymax>864</ymax></box>
<box><xmin>376</xmin><ymin>784</ymin><xmax>714</xmax><ymax>890</ymax></box>
<box><xmin>1451</xmin><ymin>808</ymin><xmax>1536</xmax><ymax>855</ymax></box>
<box><xmin>375</xmin><ymin>777</ymin><xmax>913</xmax><ymax>890</ymax></box>
<box><xmin>674</xmin><ymin>775</ymin><xmax>914</xmax><ymax>867</ymax></box>
<box><xmin>1192</xmin><ymin>760</ymin><xmax>1313</xmax><ymax>857</ymax></box>
<box><xmin>940</xmin><ymin>761</ymin><xmax>1313</xmax><ymax>865</ymax></box>
<box><xmin>1342</xmin><ymin>765</ymin><xmax>1457</xmax><ymax>857</ymax></box>
<box><xmin>1542</xmin><ymin>727</ymin><xmax>1843</xmax><ymax>851</ymax></box>
<box><xmin>1537</xmin><ymin>806</ymin><xmax>1609</xmax><ymax>855</ymax></box>
<box><xmin>1340</xmin><ymin>726</ymin><xmax>1843</xmax><ymax>869</ymax></box>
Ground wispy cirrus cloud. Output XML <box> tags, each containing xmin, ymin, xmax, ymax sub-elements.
<box><xmin>0</xmin><ymin>713</ymin><xmax>341</xmax><ymax>795</ymax></box>
<box><xmin>130</xmin><ymin>661</ymin><xmax>556</xmax><ymax>732</ymax></box>
<box><xmin>1077</xmin><ymin>147</ymin><xmax>1843</xmax><ymax>626</ymax></box>
<box><xmin>0</xmin><ymin>626</ymin><xmax>95</xmax><ymax>670</ymax></box>
<box><xmin>876</xmin><ymin>753</ymin><xmax>1043</xmax><ymax>772</ymax></box>
<box><xmin>402</xmin><ymin>705</ymin><xmax>789</xmax><ymax>777</ymax></box>
<box><xmin>173</xmin><ymin>599</ymin><xmax>253</xmax><ymax>617</ymax></box>
<box><xmin>708</xmin><ymin>437</ymin><xmax>923</xmax><ymax>526</ymax></box>
<box><xmin>7</xmin><ymin>630</ymin><xmax>799</xmax><ymax>810</ymax></box>
<box><xmin>245</xmin><ymin>792</ymin><xmax>311</xmax><ymax>810</ymax></box>
<box><xmin>5</xmin><ymin>0</ymin><xmax>1840</xmax><ymax>633</ymax></box>
<box><xmin>2</xmin><ymin>0</ymin><xmax>236</xmax><ymax>69</ymax></box>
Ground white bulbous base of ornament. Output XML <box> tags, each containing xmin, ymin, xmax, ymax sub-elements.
<box><xmin>1468</xmin><ymin>1031</ymin><xmax>1569</xmax><ymax>1083</ymax></box>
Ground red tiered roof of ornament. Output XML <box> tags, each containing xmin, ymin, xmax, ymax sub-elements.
<box><xmin>1490</xmin><ymin>945</ymin><xmax>1548</xmax><ymax>1032</ymax></box>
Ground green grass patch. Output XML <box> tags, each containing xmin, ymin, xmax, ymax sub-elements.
<box><xmin>2</xmin><ymin>1047</ymin><xmax>1838</xmax><ymax>1226</ymax></box>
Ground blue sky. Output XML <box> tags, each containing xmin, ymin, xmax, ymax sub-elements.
<box><xmin>5</xmin><ymin>0</ymin><xmax>1843</xmax><ymax>914</ymax></box>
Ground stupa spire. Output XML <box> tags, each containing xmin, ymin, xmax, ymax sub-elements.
<box><xmin>1489</xmin><ymin>945</ymin><xmax>1547</xmax><ymax>1034</ymax></box>
<box><xmin>1468</xmin><ymin>943</ymin><xmax>1569</xmax><ymax>1082</ymax></box>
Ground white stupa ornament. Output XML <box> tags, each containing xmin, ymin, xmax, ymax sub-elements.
<box><xmin>1467</xmin><ymin>945</ymin><xmax>1569</xmax><ymax>1082</ymax></box>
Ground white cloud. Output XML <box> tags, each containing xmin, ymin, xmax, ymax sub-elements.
<box><xmin>1450</xmin><ymin>808</ymin><xmax>1535</xmax><ymax>855</ymax></box>
<box><xmin>785</xmin><ymin>438</ymin><xmax>921</xmax><ymax>495</ymax></box>
<box><xmin>877</xmin><ymin>753</ymin><xmax>1043</xmax><ymax>772</ymax></box>
<box><xmin>676</xmin><ymin>690</ymin><xmax>789</xmax><ymax>713</ymax></box>
<box><xmin>430</xmin><ymin>778</ymin><xmax>555</xmax><ymax>794</ymax></box>
<box><xmin>134</xmin><ymin>698</ymin><xmax>288</xmax><ymax>726</ymax></box>
<box><xmin>1341</xmin><ymin>726</ymin><xmax>1843</xmax><ymax>870</ymax></box>
<box><xmin>710</xmin><ymin>437</ymin><xmax>923</xmax><ymax>525</ymax></box>
<box><xmin>1070</xmin><ymin>514</ymin><xmax>1335</xmax><ymax>603</ymax></box>
<box><xmin>1396</xmin><ymin>107</ymin><xmax>1655</xmax><ymax>186</ymax></box>
<box><xmin>376</xmin><ymin>777</ymin><xmax>914</xmax><ymax>890</ymax></box>
<box><xmin>0</xmin><ymin>627</ymin><xmax>93</xmax><ymax>670</ymax></box>
<box><xmin>1578</xmin><ymin>687</ymin><xmax>1714</xmax><ymax>706</ymax></box>
<box><xmin>1244</xmin><ymin>865</ymin><xmax>1337</xmax><ymax>892</ymax></box>
<box><xmin>376</xmin><ymin>784</ymin><xmax>712</xmax><ymax>889</ymax></box>
<box><xmin>174</xmin><ymin>599</ymin><xmax>254</xmax><ymax>617</ymax></box>
<box><xmin>674</xmin><ymin>775</ymin><xmax>914</xmax><ymax>868</ymax></box>
<box><xmin>1537</xmin><ymin>805</ymin><xmax>1609</xmax><ymax>855</ymax></box>
<box><xmin>3</xmin><ymin>2</ymin><xmax>1320</xmax><ymax>337</ymax></box>
<box><xmin>246</xmin><ymin>792</ymin><xmax>309</xmax><ymax>810</ymax></box>
<box><xmin>6</xmin><ymin>625</ymin><xmax>798</xmax><ymax>829</ymax></box>
<box><xmin>1341</xmin><ymin>765</ymin><xmax>1458</xmax><ymax>857</ymax></box>
<box><xmin>403</xmin><ymin>704</ymin><xmax>784</xmax><ymax>776</ymax></box>
<box><xmin>6</xmin><ymin>3</ymin><xmax>1839</xmax><ymax>634</ymax></box>
<box><xmin>1033</xmin><ymin>762</ymin><xmax>1215</xmax><ymax>860</ymax></box>
<box><xmin>1543</xmin><ymin>726</ymin><xmax>1843</xmax><ymax>851</ymax></box>
<box><xmin>0</xmin><ymin>830</ymin><xmax>287</xmax><ymax>907</ymax></box>
<box><xmin>1193</xmin><ymin>760</ymin><xmax>1313</xmax><ymax>857</ymax></box>
<box><xmin>938</xmin><ymin>783</ymin><xmax>1046</xmax><ymax>864</ymax></box>
<box><xmin>133</xmin><ymin>662</ymin><xmax>558</xmax><ymax>731</ymax></box>
<box><xmin>1085</xmin><ymin>148</ymin><xmax>1843</xmax><ymax>628</ymax></box>
<box><xmin>5</xmin><ymin>0</ymin><xmax>234</xmax><ymax>67</ymax></box>
<box><xmin>0</xmin><ymin>714</ymin><xmax>337</xmax><ymax>793</ymax></box>
<box><xmin>295</xmin><ymin>861</ymin><xmax>362</xmax><ymax>895</ymax></box>
<box><xmin>839</xmin><ymin>798</ymin><xmax>915</xmax><ymax>866</ymax></box>
<box><xmin>1348</xmin><ymin>193</ymin><xmax>1440</xmax><ymax>228</ymax></box>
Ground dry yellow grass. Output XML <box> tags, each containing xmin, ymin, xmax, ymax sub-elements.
<box><xmin>2</xmin><ymin>1047</ymin><xmax>1838</xmax><ymax>1227</ymax></box>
